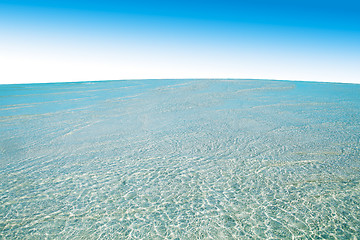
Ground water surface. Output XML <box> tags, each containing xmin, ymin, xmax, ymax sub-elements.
<box><xmin>1</xmin><ymin>79</ymin><xmax>360</xmax><ymax>239</ymax></box>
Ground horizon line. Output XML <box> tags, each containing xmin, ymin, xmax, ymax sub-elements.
<box><xmin>1</xmin><ymin>78</ymin><xmax>359</xmax><ymax>86</ymax></box>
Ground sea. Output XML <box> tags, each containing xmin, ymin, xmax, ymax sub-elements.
<box><xmin>1</xmin><ymin>79</ymin><xmax>359</xmax><ymax>239</ymax></box>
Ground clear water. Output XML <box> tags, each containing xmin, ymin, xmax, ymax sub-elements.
<box><xmin>1</xmin><ymin>79</ymin><xmax>360</xmax><ymax>239</ymax></box>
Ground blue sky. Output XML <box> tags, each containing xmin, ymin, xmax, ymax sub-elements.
<box><xmin>0</xmin><ymin>0</ymin><xmax>359</xmax><ymax>84</ymax></box>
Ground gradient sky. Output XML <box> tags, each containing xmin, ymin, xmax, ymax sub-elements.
<box><xmin>0</xmin><ymin>0</ymin><xmax>359</xmax><ymax>84</ymax></box>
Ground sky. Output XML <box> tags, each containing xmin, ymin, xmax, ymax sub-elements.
<box><xmin>0</xmin><ymin>0</ymin><xmax>359</xmax><ymax>84</ymax></box>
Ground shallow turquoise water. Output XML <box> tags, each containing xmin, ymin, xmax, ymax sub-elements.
<box><xmin>1</xmin><ymin>79</ymin><xmax>360</xmax><ymax>239</ymax></box>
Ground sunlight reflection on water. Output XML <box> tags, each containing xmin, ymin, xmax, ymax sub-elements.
<box><xmin>1</xmin><ymin>79</ymin><xmax>360</xmax><ymax>239</ymax></box>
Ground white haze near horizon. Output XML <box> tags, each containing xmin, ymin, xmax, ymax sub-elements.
<box><xmin>1</xmin><ymin>37</ymin><xmax>359</xmax><ymax>85</ymax></box>
<box><xmin>1</xmin><ymin>10</ymin><xmax>359</xmax><ymax>85</ymax></box>
<box><xmin>1</xmin><ymin>45</ymin><xmax>359</xmax><ymax>85</ymax></box>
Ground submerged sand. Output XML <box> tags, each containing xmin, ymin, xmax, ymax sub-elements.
<box><xmin>1</xmin><ymin>79</ymin><xmax>360</xmax><ymax>239</ymax></box>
